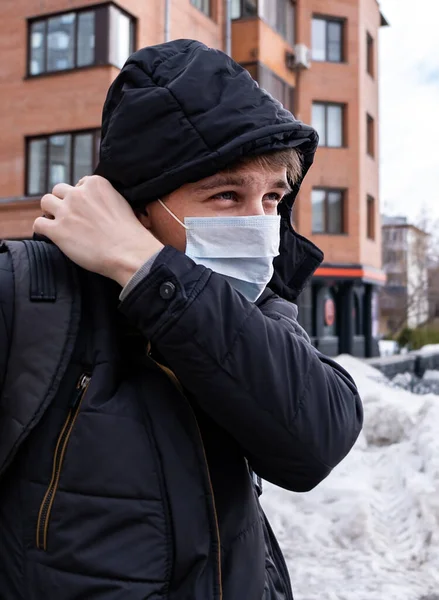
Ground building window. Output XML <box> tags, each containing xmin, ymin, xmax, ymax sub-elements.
<box><xmin>312</xmin><ymin>16</ymin><xmax>344</xmax><ymax>62</ymax></box>
<box><xmin>366</xmin><ymin>32</ymin><xmax>374</xmax><ymax>77</ymax></box>
<box><xmin>26</xmin><ymin>130</ymin><xmax>100</xmax><ymax>196</ymax></box>
<box><xmin>257</xmin><ymin>63</ymin><xmax>294</xmax><ymax>112</ymax></box>
<box><xmin>260</xmin><ymin>0</ymin><xmax>295</xmax><ymax>46</ymax></box>
<box><xmin>231</xmin><ymin>0</ymin><xmax>257</xmax><ymax>19</ymax></box>
<box><xmin>28</xmin><ymin>4</ymin><xmax>135</xmax><ymax>76</ymax></box>
<box><xmin>312</xmin><ymin>102</ymin><xmax>345</xmax><ymax>147</ymax></box>
<box><xmin>190</xmin><ymin>0</ymin><xmax>211</xmax><ymax>17</ymax></box>
<box><xmin>367</xmin><ymin>195</ymin><xmax>375</xmax><ymax>240</ymax></box>
<box><xmin>312</xmin><ymin>188</ymin><xmax>345</xmax><ymax>234</ymax></box>
<box><xmin>367</xmin><ymin>113</ymin><xmax>375</xmax><ymax>157</ymax></box>
<box><xmin>243</xmin><ymin>62</ymin><xmax>294</xmax><ymax>112</ymax></box>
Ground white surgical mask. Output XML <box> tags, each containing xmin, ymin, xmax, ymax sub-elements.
<box><xmin>158</xmin><ymin>199</ymin><xmax>280</xmax><ymax>302</ymax></box>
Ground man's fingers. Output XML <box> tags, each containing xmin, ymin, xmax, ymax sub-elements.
<box><xmin>75</xmin><ymin>176</ymin><xmax>88</xmax><ymax>187</ymax></box>
<box><xmin>52</xmin><ymin>182</ymin><xmax>73</xmax><ymax>199</ymax></box>
<box><xmin>41</xmin><ymin>193</ymin><xmax>63</xmax><ymax>217</ymax></box>
<box><xmin>33</xmin><ymin>215</ymin><xmax>55</xmax><ymax>236</ymax></box>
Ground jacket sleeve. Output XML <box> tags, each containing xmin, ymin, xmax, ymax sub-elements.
<box><xmin>0</xmin><ymin>250</ymin><xmax>13</xmax><ymax>395</ymax></box>
<box><xmin>119</xmin><ymin>247</ymin><xmax>363</xmax><ymax>493</ymax></box>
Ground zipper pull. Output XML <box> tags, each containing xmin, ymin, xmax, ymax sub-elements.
<box><xmin>69</xmin><ymin>374</ymin><xmax>91</xmax><ymax>409</ymax></box>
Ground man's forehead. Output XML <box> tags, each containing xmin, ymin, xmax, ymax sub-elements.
<box><xmin>192</xmin><ymin>169</ymin><xmax>291</xmax><ymax>193</ymax></box>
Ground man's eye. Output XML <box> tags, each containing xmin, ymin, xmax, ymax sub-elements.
<box><xmin>265</xmin><ymin>193</ymin><xmax>282</xmax><ymax>203</ymax></box>
<box><xmin>212</xmin><ymin>191</ymin><xmax>236</xmax><ymax>201</ymax></box>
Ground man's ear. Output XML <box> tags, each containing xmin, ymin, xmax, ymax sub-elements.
<box><xmin>135</xmin><ymin>206</ymin><xmax>153</xmax><ymax>230</ymax></box>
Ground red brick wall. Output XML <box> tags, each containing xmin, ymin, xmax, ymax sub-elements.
<box><xmin>0</xmin><ymin>0</ymin><xmax>224</xmax><ymax>238</ymax></box>
<box><xmin>295</xmin><ymin>0</ymin><xmax>382</xmax><ymax>270</ymax></box>
<box><xmin>0</xmin><ymin>0</ymin><xmax>382</xmax><ymax>275</ymax></box>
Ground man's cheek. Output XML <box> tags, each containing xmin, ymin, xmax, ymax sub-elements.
<box><xmin>155</xmin><ymin>222</ymin><xmax>186</xmax><ymax>253</ymax></box>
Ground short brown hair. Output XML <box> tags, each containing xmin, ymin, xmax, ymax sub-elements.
<box><xmin>226</xmin><ymin>148</ymin><xmax>303</xmax><ymax>185</ymax></box>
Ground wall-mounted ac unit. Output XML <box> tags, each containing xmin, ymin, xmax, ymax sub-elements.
<box><xmin>286</xmin><ymin>44</ymin><xmax>312</xmax><ymax>71</ymax></box>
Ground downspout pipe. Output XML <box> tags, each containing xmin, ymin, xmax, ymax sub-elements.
<box><xmin>225</xmin><ymin>0</ymin><xmax>232</xmax><ymax>56</ymax></box>
<box><xmin>164</xmin><ymin>0</ymin><xmax>170</xmax><ymax>42</ymax></box>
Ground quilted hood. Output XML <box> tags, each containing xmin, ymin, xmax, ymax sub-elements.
<box><xmin>95</xmin><ymin>39</ymin><xmax>323</xmax><ymax>300</ymax></box>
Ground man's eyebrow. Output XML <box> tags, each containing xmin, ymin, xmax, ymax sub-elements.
<box><xmin>194</xmin><ymin>175</ymin><xmax>292</xmax><ymax>193</ymax></box>
<box><xmin>273</xmin><ymin>179</ymin><xmax>293</xmax><ymax>192</ymax></box>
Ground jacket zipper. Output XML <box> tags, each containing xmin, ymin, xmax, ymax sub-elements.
<box><xmin>36</xmin><ymin>373</ymin><xmax>91</xmax><ymax>551</ymax></box>
<box><xmin>148</xmin><ymin>350</ymin><xmax>223</xmax><ymax>600</ymax></box>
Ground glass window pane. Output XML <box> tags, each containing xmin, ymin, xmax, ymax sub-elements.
<box><xmin>30</xmin><ymin>21</ymin><xmax>46</xmax><ymax>75</ymax></box>
<box><xmin>77</xmin><ymin>11</ymin><xmax>95</xmax><ymax>67</ymax></box>
<box><xmin>367</xmin><ymin>33</ymin><xmax>374</xmax><ymax>76</ymax></box>
<box><xmin>367</xmin><ymin>195</ymin><xmax>375</xmax><ymax>239</ymax></box>
<box><xmin>28</xmin><ymin>139</ymin><xmax>47</xmax><ymax>195</ymax></box>
<box><xmin>244</xmin><ymin>0</ymin><xmax>257</xmax><ymax>17</ymax></box>
<box><xmin>327</xmin><ymin>21</ymin><xmax>342</xmax><ymax>62</ymax></box>
<box><xmin>49</xmin><ymin>135</ymin><xmax>71</xmax><ymax>189</ymax></box>
<box><xmin>312</xmin><ymin>19</ymin><xmax>326</xmax><ymax>61</ymax></box>
<box><xmin>73</xmin><ymin>134</ymin><xmax>93</xmax><ymax>183</ymax></box>
<box><xmin>109</xmin><ymin>6</ymin><xmax>132</xmax><ymax>69</ymax></box>
<box><xmin>328</xmin><ymin>190</ymin><xmax>343</xmax><ymax>233</ymax></box>
<box><xmin>312</xmin><ymin>103</ymin><xmax>326</xmax><ymax>146</ymax></box>
<box><xmin>327</xmin><ymin>105</ymin><xmax>343</xmax><ymax>147</ymax></box>
<box><xmin>257</xmin><ymin>65</ymin><xmax>292</xmax><ymax>110</ymax></box>
<box><xmin>286</xmin><ymin>1</ymin><xmax>295</xmax><ymax>46</ymax></box>
<box><xmin>312</xmin><ymin>189</ymin><xmax>326</xmax><ymax>232</ymax></box>
<box><xmin>47</xmin><ymin>13</ymin><xmax>75</xmax><ymax>71</ymax></box>
<box><xmin>260</xmin><ymin>0</ymin><xmax>276</xmax><ymax>30</ymax></box>
<box><xmin>231</xmin><ymin>0</ymin><xmax>241</xmax><ymax>19</ymax></box>
<box><xmin>276</xmin><ymin>0</ymin><xmax>286</xmax><ymax>39</ymax></box>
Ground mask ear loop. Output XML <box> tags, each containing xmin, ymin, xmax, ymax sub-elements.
<box><xmin>158</xmin><ymin>199</ymin><xmax>188</xmax><ymax>230</ymax></box>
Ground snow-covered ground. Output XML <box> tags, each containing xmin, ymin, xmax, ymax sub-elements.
<box><xmin>261</xmin><ymin>355</ymin><xmax>439</xmax><ymax>600</ymax></box>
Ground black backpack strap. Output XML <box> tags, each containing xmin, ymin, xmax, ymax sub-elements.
<box><xmin>22</xmin><ymin>239</ymin><xmax>57</xmax><ymax>302</ymax></box>
<box><xmin>0</xmin><ymin>241</ymin><xmax>81</xmax><ymax>477</ymax></box>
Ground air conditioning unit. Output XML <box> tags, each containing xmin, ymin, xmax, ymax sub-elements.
<box><xmin>286</xmin><ymin>44</ymin><xmax>312</xmax><ymax>71</ymax></box>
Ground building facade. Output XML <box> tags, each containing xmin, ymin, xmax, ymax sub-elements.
<box><xmin>0</xmin><ymin>0</ymin><xmax>386</xmax><ymax>357</ymax></box>
<box><xmin>380</xmin><ymin>216</ymin><xmax>429</xmax><ymax>334</ymax></box>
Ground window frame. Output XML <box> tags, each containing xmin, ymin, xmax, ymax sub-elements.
<box><xmin>259</xmin><ymin>0</ymin><xmax>296</xmax><ymax>46</ymax></box>
<box><xmin>366</xmin><ymin>113</ymin><xmax>375</xmax><ymax>157</ymax></box>
<box><xmin>312</xmin><ymin>101</ymin><xmax>346</xmax><ymax>148</ymax></box>
<box><xmin>190</xmin><ymin>0</ymin><xmax>211</xmax><ymax>18</ymax></box>
<box><xmin>312</xmin><ymin>15</ymin><xmax>345</xmax><ymax>63</ymax></box>
<box><xmin>366</xmin><ymin>31</ymin><xmax>374</xmax><ymax>77</ymax></box>
<box><xmin>26</xmin><ymin>2</ymin><xmax>136</xmax><ymax>78</ymax></box>
<box><xmin>25</xmin><ymin>129</ymin><xmax>101</xmax><ymax>197</ymax></box>
<box><xmin>240</xmin><ymin>61</ymin><xmax>295</xmax><ymax>113</ymax></box>
<box><xmin>231</xmin><ymin>0</ymin><xmax>258</xmax><ymax>20</ymax></box>
<box><xmin>367</xmin><ymin>194</ymin><xmax>375</xmax><ymax>240</ymax></box>
<box><xmin>312</xmin><ymin>187</ymin><xmax>346</xmax><ymax>235</ymax></box>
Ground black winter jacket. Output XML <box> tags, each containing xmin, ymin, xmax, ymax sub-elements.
<box><xmin>0</xmin><ymin>40</ymin><xmax>363</xmax><ymax>600</ymax></box>
<box><xmin>0</xmin><ymin>245</ymin><xmax>362</xmax><ymax>599</ymax></box>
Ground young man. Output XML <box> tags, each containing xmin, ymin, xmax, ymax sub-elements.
<box><xmin>0</xmin><ymin>40</ymin><xmax>362</xmax><ymax>599</ymax></box>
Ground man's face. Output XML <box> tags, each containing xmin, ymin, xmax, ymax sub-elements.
<box><xmin>139</xmin><ymin>164</ymin><xmax>290</xmax><ymax>252</ymax></box>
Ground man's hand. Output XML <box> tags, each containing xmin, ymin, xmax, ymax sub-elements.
<box><xmin>34</xmin><ymin>176</ymin><xmax>164</xmax><ymax>287</ymax></box>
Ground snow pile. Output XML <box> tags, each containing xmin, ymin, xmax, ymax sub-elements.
<box><xmin>418</xmin><ymin>344</ymin><xmax>439</xmax><ymax>356</ymax></box>
<box><xmin>261</xmin><ymin>355</ymin><xmax>439</xmax><ymax>600</ymax></box>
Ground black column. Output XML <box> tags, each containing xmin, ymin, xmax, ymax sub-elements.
<box><xmin>340</xmin><ymin>281</ymin><xmax>354</xmax><ymax>355</ymax></box>
<box><xmin>297</xmin><ymin>284</ymin><xmax>313</xmax><ymax>337</ymax></box>
<box><xmin>364</xmin><ymin>284</ymin><xmax>372</xmax><ymax>357</ymax></box>
<box><xmin>364</xmin><ymin>284</ymin><xmax>380</xmax><ymax>357</ymax></box>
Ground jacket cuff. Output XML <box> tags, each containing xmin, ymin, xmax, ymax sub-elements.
<box><xmin>118</xmin><ymin>246</ymin><xmax>210</xmax><ymax>341</ymax></box>
<box><xmin>119</xmin><ymin>250</ymin><xmax>162</xmax><ymax>301</ymax></box>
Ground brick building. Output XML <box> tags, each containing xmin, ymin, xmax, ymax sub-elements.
<box><xmin>0</xmin><ymin>0</ymin><xmax>387</xmax><ymax>357</ymax></box>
